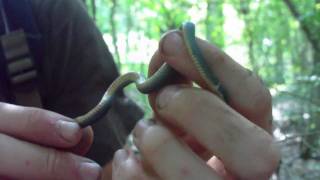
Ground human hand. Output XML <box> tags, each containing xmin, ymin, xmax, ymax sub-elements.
<box><xmin>112</xmin><ymin>31</ymin><xmax>280</xmax><ymax>180</ymax></box>
<box><xmin>0</xmin><ymin>103</ymin><xmax>101</xmax><ymax>180</ymax></box>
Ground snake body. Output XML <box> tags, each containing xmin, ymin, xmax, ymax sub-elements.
<box><xmin>75</xmin><ymin>22</ymin><xmax>227</xmax><ymax>128</ymax></box>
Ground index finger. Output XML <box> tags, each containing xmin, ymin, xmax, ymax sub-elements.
<box><xmin>149</xmin><ymin>31</ymin><xmax>272</xmax><ymax>131</ymax></box>
<box><xmin>0</xmin><ymin>103</ymin><xmax>93</xmax><ymax>154</ymax></box>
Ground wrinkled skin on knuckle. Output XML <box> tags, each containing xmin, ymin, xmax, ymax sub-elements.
<box><xmin>245</xmin><ymin>74</ymin><xmax>272</xmax><ymax>116</ymax></box>
<box><xmin>44</xmin><ymin>149</ymin><xmax>77</xmax><ymax>180</ymax></box>
<box><xmin>26</xmin><ymin>107</ymin><xmax>42</xmax><ymax>123</ymax></box>
<box><xmin>25</xmin><ymin>108</ymin><xmax>55</xmax><ymax>141</ymax></box>
<box><xmin>251</xmin><ymin>84</ymin><xmax>272</xmax><ymax>117</ymax></box>
<box><xmin>45</xmin><ymin>148</ymin><xmax>62</xmax><ymax>179</ymax></box>
<box><xmin>25</xmin><ymin>108</ymin><xmax>49</xmax><ymax>127</ymax></box>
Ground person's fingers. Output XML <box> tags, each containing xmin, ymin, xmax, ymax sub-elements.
<box><xmin>133</xmin><ymin>121</ymin><xmax>222</xmax><ymax>180</ymax></box>
<box><xmin>112</xmin><ymin>149</ymin><xmax>159</xmax><ymax>180</ymax></box>
<box><xmin>0</xmin><ymin>133</ymin><xmax>101</xmax><ymax>180</ymax></box>
<box><xmin>0</xmin><ymin>103</ymin><xmax>93</xmax><ymax>152</ymax></box>
<box><xmin>149</xmin><ymin>31</ymin><xmax>272</xmax><ymax>130</ymax></box>
<box><xmin>153</xmin><ymin>85</ymin><xmax>280</xmax><ymax>179</ymax></box>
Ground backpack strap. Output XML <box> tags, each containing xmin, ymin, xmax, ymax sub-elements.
<box><xmin>0</xmin><ymin>0</ymin><xmax>43</xmax><ymax>107</ymax></box>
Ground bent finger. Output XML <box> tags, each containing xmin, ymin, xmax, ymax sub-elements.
<box><xmin>0</xmin><ymin>133</ymin><xmax>101</xmax><ymax>180</ymax></box>
<box><xmin>133</xmin><ymin>121</ymin><xmax>221</xmax><ymax>180</ymax></box>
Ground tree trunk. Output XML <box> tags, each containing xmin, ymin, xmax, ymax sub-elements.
<box><xmin>91</xmin><ymin>0</ymin><xmax>96</xmax><ymax>21</ymax></box>
<box><xmin>205</xmin><ymin>0</ymin><xmax>224</xmax><ymax>47</ymax></box>
<box><xmin>283</xmin><ymin>0</ymin><xmax>320</xmax><ymax>159</ymax></box>
<box><xmin>110</xmin><ymin>0</ymin><xmax>121</xmax><ymax>68</ymax></box>
<box><xmin>282</xmin><ymin>0</ymin><xmax>320</xmax><ymax>54</ymax></box>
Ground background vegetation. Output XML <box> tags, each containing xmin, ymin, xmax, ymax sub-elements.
<box><xmin>82</xmin><ymin>0</ymin><xmax>320</xmax><ymax>179</ymax></box>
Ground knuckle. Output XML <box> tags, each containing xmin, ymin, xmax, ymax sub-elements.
<box><xmin>24</xmin><ymin>108</ymin><xmax>48</xmax><ymax>140</ymax></box>
<box><xmin>249</xmin><ymin>75</ymin><xmax>272</xmax><ymax>113</ymax></box>
<box><xmin>25</xmin><ymin>108</ymin><xmax>46</xmax><ymax>127</ymax></box>
<box><xmin>237</xmin><ymin>70</ymin><xmax>272</xmax><ymax>118</ymax></box>
<box><xmin>45</xmin><ymin>149</ymin><xmax>62</xmax><ymax>178</ymax></box>
<box><xmin>254</xmin><ymin>86</ymin><xmax>272</xmax><ymax>112</ymax></box>
<box><xmin>244</xmin><ymin>83</ymin><xmax>272</xmax><ymax>120</ymax></box>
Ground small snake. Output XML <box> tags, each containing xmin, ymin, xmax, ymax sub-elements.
<box><xmin>75</xmin><ymin>22</ymin><xmax>227</xmax><ymax>128</ymax></box>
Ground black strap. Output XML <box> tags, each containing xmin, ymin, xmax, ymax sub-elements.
<box><xmin>0</xmin><ymin>0</ymin><xmax>43</xmax><ymax>107</ymax></box>
<box><xmin>0</xmin><ymin>0</ymin><xmax>14</xmax><ymax>103</ymax></box>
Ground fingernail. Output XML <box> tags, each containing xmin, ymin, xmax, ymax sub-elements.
<box><xmin>113</xmin><ymin>149</ymin><xmax>129</xmax><ymax>168</ymax></box>
<box><xmin>133</xmin><ymin>120</ymin><xmax>155</xmax><ymax>149</ymax></box>
<box><xmin>156</xmin><ymin>85</ymin><xmax>180</xmax><ymax>109</ymax></box>
<box><xmin>79</xmin><ymin>162</ymin><xmax>101</xmax><ymax>180</ymax></box>
<box><xmin>160</xmin><ymin>32</ymin><xmax>184</xmax><ymax>57</ymax></box>
<box><xmin>56</xmin><ymin>120</ymin><xmax>80</xmax><ymax>143</ymax></box>
<box><xmin>133</xmin><ymin>120</ymin><xmax>151</xmax><ymax>140</ymax></box>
